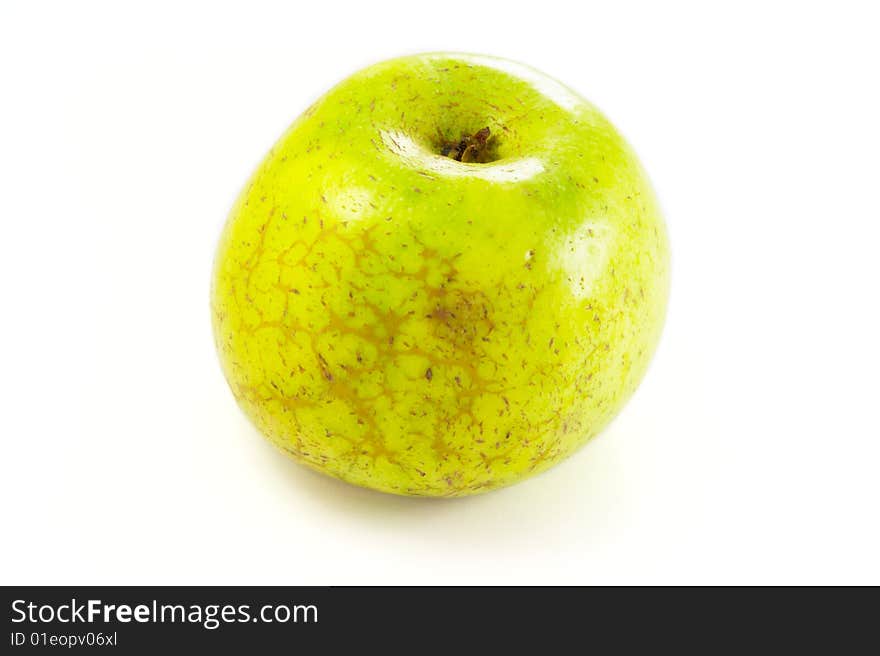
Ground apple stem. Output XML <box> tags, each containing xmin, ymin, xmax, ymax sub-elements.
<box><xmin>440</xmin><ymin>127</ymin><xmax>492</xmax><ymax>163</ymax></box>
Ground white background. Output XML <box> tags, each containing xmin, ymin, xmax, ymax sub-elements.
<box><xmin>2</xmin><ymin>1</ymin><xmax>878</xmax><ymax>585</ymax></box>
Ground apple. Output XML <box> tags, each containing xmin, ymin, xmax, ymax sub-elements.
<box><xmin>211</xmin><ymin>53</ymin><xmax>669</xmax><ymax>496</ymax></box>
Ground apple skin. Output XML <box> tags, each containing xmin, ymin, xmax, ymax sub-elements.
<box><xmin>211</xmin><ymin>53</ymin><xmax>669</xmax><ymax>496</ymax></box>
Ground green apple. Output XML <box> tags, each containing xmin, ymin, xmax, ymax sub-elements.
<box><xmin>211</xmin><ymin>53</ymin><xmax>669</xmax><ymax>496</ymax></box>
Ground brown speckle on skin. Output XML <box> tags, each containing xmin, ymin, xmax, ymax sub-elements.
<box><xmin>317</xmin><ymin>353</ymin><xmax>333</xmax><ymax>381</ymax></box>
